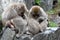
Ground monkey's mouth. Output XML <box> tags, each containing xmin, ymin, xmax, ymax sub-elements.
<box><xmin>18</xmin><ymin>12</ymin><xmax>25</xmax><ymax>19</ymax></box>
<box><xmin>32</xmin><ymin>14</ymin><xmax>40</xmax><ymax>19</ymax></box>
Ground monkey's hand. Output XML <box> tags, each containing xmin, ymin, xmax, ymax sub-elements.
<box><xmin>5</xmin><ymin>20</ymin><xmax>15</xmax><ymax>30</ymax></box>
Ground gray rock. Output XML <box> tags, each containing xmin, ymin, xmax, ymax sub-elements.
<box><xmin>40</xmin><ymin>0</ymin><xmax>53</xmax><ymax>11</ymax></box>
<box><xmin>25</xmin><ymin>0</ymin><xmax>53</xmax><ymax>11</ymax></box>
<box><xmin>2</xmin><ymin>0</ymin><xmax>34</xmax><ymax>10</ymax></box>
<box><xmin>0</xmin><ymin>28</ymin><xmax>15</xmax><ymax>40</ymax></box>
<box><xmin>25</xmin><ymin>0</ymin><xmax>34</xmax><ymax>10</ymax></box>
<box><xmin>55</xmin><ymin>28</ymin><xmax>60</xmax><ymax>40</ymax></box>
<box><xmin>1</xmin><ymin>27</ymin><xmax>60</xmax><ymax>40</ymax></box>
<box><xmin>31</xmin><ymin>27</ymin><xmax>60</xmax><ymax>40</ymax></box>
<box><xmin>1</xmin><ymin>0</ymin><xmax>25</xmax><ymax>10</ymax></box>
<box><xmin>54</xmin><ymin>18</ymin><xmax>60</xmax><ymax>24</ymax></box>
<box><xmin>0</xmin><ymin>0</ymin><xmax>3</xmax><ymax>15</ymax></box>
<box><xmin>1</xmin><ymin>0</ymin><xmax>54</xmax><ymax>12</ymax></box>
<box><xmin>13</xmin><ymin>34</ymin><xmax>32</xmax><ymax>40</ymax></box>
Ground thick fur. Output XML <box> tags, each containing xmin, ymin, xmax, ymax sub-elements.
<box><xmin>28</xmin><ymin>6</ymin><xmax>48</xmax><ymax>31</ymax></box>
<box><xmin>10</xmin><ymin>16</ymin><xmax>27</xmax><ymax>37</ymax></box>
<box><xmin>27</xmin><ymin>18</ymin><xmax>43</xmax><ymax>34</ymax></box>
<box><xmin>2</xmin><ymin>3</ymin><xmax>29</xmax><ymax>26</ymax></box>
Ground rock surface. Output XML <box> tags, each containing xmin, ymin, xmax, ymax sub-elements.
<box><xmin>0</xmin><ymin>0</ymin><xmax>3</xmax><ymax>15</ymax></box>
<box><xmin>0</xmin><ymin>27</ymin><xmax>60</xmax><ymax>40</ymax></box>
<box><xmin>1</xmin><ymin>0</ymin><xmax>25</xmax><ymax>10</ymax></box>
<box><xmin>0</xmin><ymin>0</ymin><xmax>54</xmax><ymax>16</ymax></box>
<box><xmin>40</xmin><ymin>0</ymin><xmax>53</xmax><ymax>11</ymax></box>
<box><xmin>32</xmin><ymin>27</ymin><xmax>59</xmax><ymax>40</ymax></box>
<box><xmin>0</xmin><ymin>28</ymin><xmax>15</xmax><ymax>40</ymax></box>
<box><xmin>25</xmin><ymin>0</ymin><xmax>34</xmax><ymax>10</ymax></box>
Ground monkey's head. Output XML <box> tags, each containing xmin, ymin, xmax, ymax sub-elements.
<box><xmin>29</xmin><ymin>6</ymin><xmax>41</xmax><ymax>19</ymax></box>
<box><xmin>9</xmin><ymin>3</ymin><xmax>28</xmax><ymax>19</ymax></box>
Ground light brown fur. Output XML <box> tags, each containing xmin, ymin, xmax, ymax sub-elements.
<box><xmin>2</xmin><ymin>3</ymin><xmax>29</xmax><ymax>26</ymax></box>
<box><xmin>28</xmin><ymin>6</ymin><xmax>48</xmax><ymax>32</ymax></box>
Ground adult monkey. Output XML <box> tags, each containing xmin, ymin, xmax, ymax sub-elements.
<box><xmin>2</xmin><ymin>3</ymin><xmax>29</xmax><ymax>26</ymax></box>
<box><xmin>28</xmin><ymin>6</ymin><xmax>48</xmax><ymax>31</ymax></box>
<box><xmin>1</xmin><ymin>3</ymin><xmax>29</xmax><ymax>38</ymax></box>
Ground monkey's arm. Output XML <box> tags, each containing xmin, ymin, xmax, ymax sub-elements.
<box><xmin>40</xmin><ymin>7</ymin><xmax>48</xmax><ymax>20</ymax></box>
<box><xmin>37</xmin><ymin>16</ymin><xmax>48</xmax><ymax>31</ymax></box>
<box><xmin>1</xmin><ymin>7</ymin><xmax>18</xmax><ymax>26</ymax></box>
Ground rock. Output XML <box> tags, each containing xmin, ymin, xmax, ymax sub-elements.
<box><xmin>25</xmin><ymin>0</ymin><xmax>34</xmax><ymax>9</ymax></box>
<box><xmin>0</xmin><ymin>28</ymin><xmax>15</xmax><ymax>40</ymax></box>
<box><xmin>1</xmin><ymin>0</ymin><xmax>54</xmax><ymax>12</ymax></box>
<box><xmin>40</xmin><ymin>0</ymin><xmax>53</xmax><ymax>11</ymax></box>
<box><xmin>1</xmin><ymin>0</ymin><xmax>25</xmax><ymax>10</ymax></box>
<box><xmin>0</xmin><ymin>0</ymin><xmax>3</xmax><ymax>15</ymax></box>
<box><xmin>31</xmin><ymin>27</ymin><xmax>60</xmax><ymax>40</ymax></box>
<box><xmin>54</xmin><ymin>17</ymin><xmax>60</xmax><ymax>24</ymax></box>
<box><xmin>13</xmin><ymin>34</ymin><xmax>32</xmax><ymax>40</ymax></box>
<box><xmin>1</xmin><ymin>27</ymin><xmax>60</xmax><ymax>40</ymax></box>
<box><xmin>1</xmin><ymin>0</ymin><xmax>34</xmax><ymax>10</ymax></box>
<box><xmin>55</xmin><ymin>27</ymin><xmax>60</xmax><ymax>40</ymax></box>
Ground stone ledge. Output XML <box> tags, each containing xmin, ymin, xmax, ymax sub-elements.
<box><xmin>0</xmin><ymin>27</ymin><xmax>60</xmax><ymax>40</ymax></box>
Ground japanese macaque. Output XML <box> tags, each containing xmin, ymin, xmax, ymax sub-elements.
<box><xmin>26</xmin><ymin>18</ymin><xmax>43</xmax><ymax>35</ymax></box>
<box><xmin>1</xmin><ymin>16</ymin><xmax>27</xmax><ymax>38</ymax></box>
<box><xmin>1</xmin><ymin>3</ymin><xmax>29</xmax><ymax>37</ymax></box>
<box><xmin>28</xmin><ymin>6</ymin><xmax>48</xmax><ymax>31</ymax></box>
<box><xmin>9</xmin><ymin>17</ymin><xmax>27</xmax><ymax>37</ymax></box>
<box><xmin>2</xmin><ymin>3</ymin><xmax>29</xmax><ymax>26</ymax></box>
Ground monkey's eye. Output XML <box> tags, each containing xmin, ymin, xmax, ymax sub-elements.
<box><xmin>18</xmin><ymin>12</ymin><xmax>25</xmax><ymax>19</ymax></box>
<box><xmin>32</xmin><ymin>14</ymin><xmax>40</xmax><ymax>18</ymax></box>
<box><xmin>21</xmin><ymin>12</ymin><xmax>25</xmax><ymax>19</ymax></box>
<box><xmin>38</xmin><ymin>19</ymin><xmax>44</xmax><ymax>23</ymax></box>
<box><xmin>20</xmin><ymin>12</ymin><xmax>24</xmax><ymax>16</ymax></box>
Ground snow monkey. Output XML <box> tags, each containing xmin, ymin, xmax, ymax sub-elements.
<box><xmin>28</xmin><ymin>6</ymin><xmax>48</xmax><ymax>31</ymax></box>
<box><xmin>2</xmin><ymin>3</ymin><xmax>29</xmax><ymax>26</ymax></box>
<box><xmin>1</xmin><ymin>16</ymin><xmax>27</xmax><ymax>38</ymax></box>
<box><xmin>26</xmin><ymin>18</ymin><xmax>44</xmax><ymax>35</ymax></box>
<box><xmin>1</xmin><ymin>3</ymin><xmax>29</xmax><ymax>37</ymax></box>
<box><xmin>10</xmin><ymin>17</ymin><xmax>27</xmax><ymax>38</ymax></box>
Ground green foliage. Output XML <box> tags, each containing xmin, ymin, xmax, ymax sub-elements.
<box><xmin>47</xmin><ymin>9</ymin><xmax>56</xmax><ymax>14</ymax></box>
<box><xmin>58</xmin><ymin>0</ymin><xmax>60</xmax><ymax>3</ymax></box>
<box><xmin>35</xmin><ymin>0</ymin><xmax>41</xmax><ymax>5</ymax></box>
<box><xmin>48</xmin><ymin>21</ymin><xmax>58</xmax><ymax>27</ymax></box>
